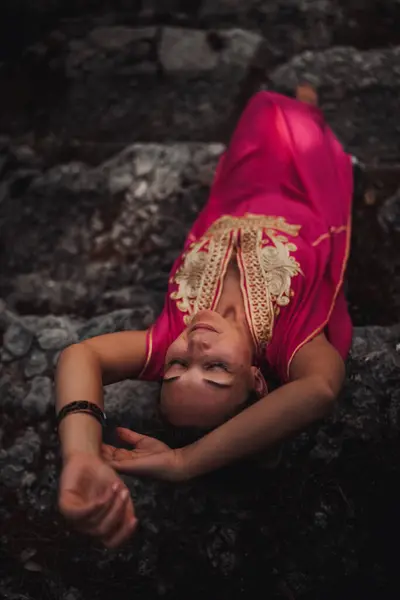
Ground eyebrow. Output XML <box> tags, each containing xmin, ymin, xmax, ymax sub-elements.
<box><xmin>162</xmin><ymin>376</ymin><xmax>233</xmax><ymax>389</ymax></box>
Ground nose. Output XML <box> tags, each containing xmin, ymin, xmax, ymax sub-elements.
<box><xmin>187</xmin><ymin>333</ymin><xmax>211</xmax><ymax>354</ymax></box>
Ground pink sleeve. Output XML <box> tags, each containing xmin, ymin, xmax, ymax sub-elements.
<box><xmin>138</xmin><ymin>305</ymin><xmax>172</xmax><ymax>381</ymax></box>
<box><xmin>266</xmin><ymin>279</ymin><xmax>352</xmax><ymax>384</ymax></box>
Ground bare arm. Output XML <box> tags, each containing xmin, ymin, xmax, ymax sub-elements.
<box><xmin>181</xmin><ymin>334</ymin><xmax>345</xmax><ymax>479</ymax></box>
<box><xmin>56</xmin><ymin>330</ymin><xmax>148</xmax><ymax>461</ymax></box>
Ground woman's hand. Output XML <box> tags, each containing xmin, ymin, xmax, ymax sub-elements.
<box><xmin>58</xmin><ymin>452</ymin><xmax>138</xmax><ymax>549</ymax></box>
<box><xmin>102</xmin><ymin>428</ymin><xmax>187</xmax><ymax>482</ymax></box>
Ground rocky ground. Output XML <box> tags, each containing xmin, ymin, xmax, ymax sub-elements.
<box><xmin>1</xmin><ymin>1</ymin><xmax>400</xmax><ymax>599</ymax></box>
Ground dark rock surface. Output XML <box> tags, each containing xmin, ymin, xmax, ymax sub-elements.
<box><xmin>1</xmin><ymin>1</ymin><xmax>400</xmax><ymax>599</ymax></box>
<box><xmin>1</xmin><ymin>306</ymin><xmax>400</xmax><ymax>599</ymax></box>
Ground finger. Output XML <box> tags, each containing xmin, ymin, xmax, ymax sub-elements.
<box><xmin>103</xmin><ymin>500</ymin><xmax>138</xmax><ymax>549</ymax></box>
<box><xmin>108</xmin><ymin>456</ymin><xmax>157</xmax><ymax>476</ymax></box>
<box><xmin>94</xmin><ymin>487</ymin><xmax>131</xmax><ymax>540</ymax></box>
<box><xmin>116</xmin><ymin>428</ymin><xmax>145</xmax><ymax>445</ymax></box>
<box><xmin>107</xmin><ymin>459</ymin><xmax>137</xmax><ymax>475</ymax></box>
<box><xmin>101</xmin><ymin>444</ymin><xmax>116</xmax><ymax>459</ymax></box>
<box><xmin>59</xmin><ymin>484</ymin><xmax>115</xmax><ymax>523</ymax></box>
<box><xmin>85</xmin><ymin>481</ymin><xmax>123</xmax><ymax>529</ymax></box>
<box><xmin>101</xmin><ymin>444</ymin><xmax>114</xmax><ymax>462</ymax></box>
<box><xmin>103</xmin><ymin>447</ymin><xmax>133</xmax><ymax>465</ymax></box>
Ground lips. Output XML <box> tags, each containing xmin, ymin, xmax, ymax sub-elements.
<box><xmin>190</xmin><ymin>323</ymin><xmax>218</xmax><ymax>334</ymax></box>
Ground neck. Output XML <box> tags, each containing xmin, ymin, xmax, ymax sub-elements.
<box><xmin>214</xmin><ymin>253</ymin><xmax>257</xmax><ymax>359</ymax></box>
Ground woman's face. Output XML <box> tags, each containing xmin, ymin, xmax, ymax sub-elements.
<box><xmin>160</xmin><ymin>310</ymin><xmax>259</xmax><ymax>428</ymax></box>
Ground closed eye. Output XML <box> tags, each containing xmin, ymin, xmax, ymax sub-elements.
<box><xmin>204</xmin><ymin>362</ymin><xmax>229</xmax><ymax>372</ymax></box>
<box><xmin>166</xmin><ymin>359</ymin><xmax>188</xmax><ymax>369</ymax></box>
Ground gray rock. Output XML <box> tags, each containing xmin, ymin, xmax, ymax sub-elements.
<box><xmin>104</xmin><ymin>379</ymin><xmax>159</xmax><ymax>422</ymax></box>
<box><xmin>159</xmin><ymin>28</ymin><xmax>218</xmax><ymax>72</ymax></box>
<box><xmin>37</xmin><ymin>327</ymin><xmax>77</xmax><ymax>351</ymax></box>
<box><xmin>62</xmin><ymin>589</ymin><xmax>83</xmax><ymax>600</ymax></box>
<box><xmin>159</xmin><ymin>27</ymin><xmax>263</xmax><ymax>73</ymax></box>
<box><xmin>3</xmin><ymin>323</ymin><xmax>33</xmax><ymax>357</ymax></box>
<box><xmin>6</xmin><ymin>429</ymin><xmax>42</xmax><ymax>466</ymax></box>
<box><xmin>21</xmin><ymin>472</ymin><xmax>37</xmax><ymax>488</ymax></box>
<box><xmin>88</xmin><ymin>26</ymin><xmax>156</xmax><ymax>51</ymax></box>
<box><xmin>24</xmin><ymin>349</ymin><xmax>48</xmax><ymax>378</ymax></box>
<box><xmin>200</xmin><ymin>0</ymin><xmax>249</xmax><ymax>16</ymax></box>
<box><xmin>134</xmin><ymin>154</ymin><xmax>155</xmax><ymax>177</ymax></box>
<box><xmin>22</xmin><ymin>376</ymin><xmax>53</xmax><ymax>418</ymax></box>
<box><xmin>0</xmin><ymin>429</ymin><xmax>41</xmax><ymax>490</ymax></box>
<box><xmin>108</xmin><ymin>171</ymin><xmax>134</xmax><ymax>194</ymax></box>
<box><xmin>10</xmin><ymin>145</ymin><xmax>40</xmax><ymax>167</ymax></box>
<box><xmin>77</xmin><ymin>308</ymin><xmax>154</xmax><ymax>342</ymax></box>
<box><xmin>218</xmin><ymin>29</ymin><xmax>265</xmax><ymax>68</ymax></box>
<box><xmin>1</xmin><ymin>348</ymin><xmax>15</xmax><ymax>363</ymax></box>
<box><xmin>1</xmin><ymin>142</ymin><xmax>224</xmax><ymax>315</ymax></box>
<box><xmin>270</xmin><ymin>46</ymin><xmax>400</xmax><ymax>95</ymax></box>
<box><xmin>378</xmin><ymin>187</ymin><xmax>400</xmax><ymax>233</ymax></box>
<box><xmin>0</xmin><ymin>464</ymin><xmax>26</xmax><ymax>489</ymax></box>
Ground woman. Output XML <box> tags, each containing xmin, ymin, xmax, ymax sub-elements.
<box><xmin>56</xmin><ymin>86</ymin><xmax>353</xmax><ymax>549</ymax></box>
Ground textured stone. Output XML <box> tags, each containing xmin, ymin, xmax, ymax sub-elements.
<box><xmin>10</xmin><ymin>145</ymin><xmax>40</xmax><ymax>167</ymax></box>
<box><xmin>379</xmin><ymin>187</ymin><xmax>400</xmax><ymax>233</ymax></box>
<box><xmin>104</xmin><ymin>379</ymin><xmax>159</xmax><ymax>423</ymax></box>
<box><xmin>0</xmin><ymin>428</ymin><xmax>41</xmax><ymax>489</ymax></box>
<box><xmin>22</xmin><ymin>376</ymin><xmax>53</xmax><ymax>417</ymax></box>
<box><xmin>270</xmin><ymin>46</ymin><xmax>400</xmax><ymax>95</ymax></box>
<box><xmin>76</xmin><ymin>308</ymin><xmax>154</xmax><ymax>342</ymax></box>
<box><xmin>3</xmin><ymin>323</ymin><xmax>33</xmax><ymax>357</ymax></box>
<box><xmin>0</xmin><ymin>464</ymin><xmax>26</xmax><ymax>489</ymax></box>
<box><xmin>108</xmin><ymin>171</ymin><xmax>134</xmax><ymax>194</ymax></box>
<box><xmin>0</xmin><ymin>143</ymin><xmax>223</xmax><ymax>315</ymax></box>
<box><xmin>218</xmin><ymin>29</ymin><xmax>264</xmax><ymax>68</ymax></box>
<box><xmin>37</xmin><ymin>327</ymin><xmax>76</xmax><ymax>351</ymax></box>
<box><xmin>159</xmin><ymin>28</ymin><xmax>219</xmax><ymax>72</ymax></box>
<box><xmin>159</xmin><ymin>27</ymin><xmax>263</xmax><ymax>72</ymax></box>
<box><xmin>24</xmin><ymin>349</ymin><xmax>48</xmax><ymax>378</ymax></box>
<box><xmin>89</xmin><ymin>26</ymin><xmax>156</xmax><ymax>51</ymax></box>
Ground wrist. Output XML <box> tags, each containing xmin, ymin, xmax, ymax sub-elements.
<box><xmin>58</xmin><ymin>412</ymin><xmax>103</xmax><ymax>463</ymax></box>
<box><xmin>62</xmin><ymin>447</ymin><xmax>102</xmax><ymax>464</ymax></box>
<box><xmin>176</xmin><ymin>444</ymin><xmax>197</xmax><ymax>481</ymax></box>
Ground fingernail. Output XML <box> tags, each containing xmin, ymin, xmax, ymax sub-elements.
<box><xmin>112</xmin><ymin>482</ymin><xmax>119</xmax><ymax>493</ymax></box>
<box><xmin>120</xmin><ymin>489</ymin><xmax>129</xmax><ymax>501</ymax></box>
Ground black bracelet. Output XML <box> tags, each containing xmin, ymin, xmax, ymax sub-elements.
<box><xmin>56</xmin><ymin>401</ymin><xmax>107</xmax><ymax>429</ymax></box>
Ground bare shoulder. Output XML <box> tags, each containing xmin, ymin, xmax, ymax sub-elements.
<box><xmin>289</xmin><ymin>333</ymin><xmax>346</xmax><ymax>395</ymax></box>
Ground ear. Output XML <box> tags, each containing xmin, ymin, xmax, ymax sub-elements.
<box><xmin>250</xmin><ymin>367</ymin><xmax>268</xmax><ymax>398</ymax></box>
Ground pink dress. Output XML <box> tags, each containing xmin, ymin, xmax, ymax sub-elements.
<box><xmin>138</xmin><ymin>91</ymin><xmax>353</xmax><ymax>384</ymax></box>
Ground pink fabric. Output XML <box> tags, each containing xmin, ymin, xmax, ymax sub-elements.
<box><xmin>139</xmin><ymin>91</ymin><xmax>353</xmax><ymax>384</ymax></box>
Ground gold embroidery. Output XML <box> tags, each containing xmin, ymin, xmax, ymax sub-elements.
<box><xmin>261</xmin><ymin>229</ymin><xmax>303</xmax><ymax>309</ymax></box>
<box><xmin>238</xmin><ymin>228</ymin><xmax>303</xmax><ymax>350</ymax></box>
<box><xmin>207</xmin><ymin>214</ymin><xmax>301</xmax><ymax>237</ymax></box>
<box><xmin>195</xmin><ymin>231</ymin><xmax>234</xmax><ymax>316</ymax></box>
<box><xmin>170</xmin><ymin>214</ymin><xmax>302</xmax><ymax>347</ymax></box>
<box><xmin>170</xmin><ymin>239</ymin><xmax>208</xmax><ymax>320</ymax></box>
